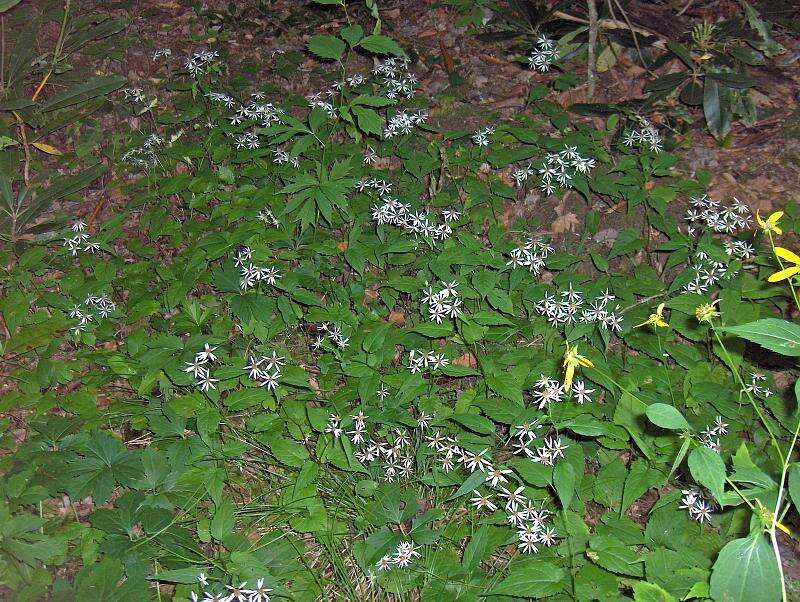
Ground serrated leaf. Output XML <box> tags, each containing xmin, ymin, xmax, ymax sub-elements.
<box><xmin>358</xmin><ymin>35</ymin><xmax>406</xmax><ymax>57</ymax></box>
<box><xmin>210</xmin><ymin>500</ymin><xmax>235</xmax><ymax>541</ymax></box>
<box><xmin>307</xmin><ymin>35</ymin><xmax>345</xmax><ymax>61</ymax></box>
<box><xmin>718</xmin><ymin>319</ymin><xmax>800</xmax><ymax>357</ymax></box>
<box><xmin>486</xmin><ymin>559</ymin><xmax>566</xmax><ymax>597</ymax></box>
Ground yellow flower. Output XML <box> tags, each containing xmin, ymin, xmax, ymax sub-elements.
<box><xmin>563</xmin><ymin>342</ymin><xmax>593</xmax><ymax>390</ymax></box>
<box><xmin>768</xmin><ymin>247</ymin><xmax>800</xmax><ymax>282</ymax></box>
<box><xmin>756</xmin><ymin>499</ymin><xmax>792</xmax><ymax>536</ymax></box>
<box><xmin>756</xmin><ymin>210</ymin><xmax>783</xmax><ymax>235</ymax></box>
<box><xmin>634</xmin><ymin>303</ymin><xmax>668</xmax><ymax>329</ymax></box>
<box><xmin>695</xmin><ymin>300</ymin><xmax>720</xmax><ymax>323</ymax></box>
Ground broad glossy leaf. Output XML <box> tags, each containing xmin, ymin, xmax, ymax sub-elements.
<box><xmin>710</xmin><ymin>532</ymin><xmax>781</xmax><ymax>602</ymax></box>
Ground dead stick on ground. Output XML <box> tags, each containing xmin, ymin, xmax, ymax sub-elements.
<box><xmin>552</xmin><ymin>10</ymin><xmax>667</xmax><ymax>50</ymax></box>
<box><xmin>587</xmin><ymin>0</ymin><xmax>598</xmax><ymax>99</ymax></box>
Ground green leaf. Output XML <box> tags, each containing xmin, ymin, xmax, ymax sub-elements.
<box><xmin>450</xmin><ymin>413</ymin><xmax>495</xmax><ymax>435</ymax></box>
<box><xmin>352</xmin><ymin>106</ymin><xmax>382</xmax><ymax>136</ymax></box>
<box><xmin>270</xmin><ymin>437</ymin><xmax>310</xmax><ymax>467</ymax></box>
<box><xmin>633</xmin><ymin>581</ymin><xmax>677</xmax><ymax>602</ymax></box>
<box><xmin>358</xmin><ymin>35</ymin><xmax>406</xmax><ymax>57</ymax></box>
<box><xmin>447</xmin><ymin>469</ymin><xmax>486</xmax><ymax>501</ymax></box>
<box><xmin>67</xmin><ymin>432</ymin><xmax>143</xmax><ymax>506</ymax></box>
<box><xmin>614</xmin><ymin>392</ymin><xmax>655</xmax><ymax>460</ymax></box>
<box><xmin>210</xmin><ymin>500</ymin><xmax>235</xmax><ymax>541</ymax></box>
<box><xmin>703</xmin><ymin>77</ymin><xmax>731</xmax><ymax>140</ymax></box>
<box><xmin>40</xmin><ymin>75</ymin><xmax>126</xmax><ymax>112</ymax></box>
<box><xmin>788</xmin><ymin>464</ymin><xmax>800</xmax><ymax>511</ymax></box>
<box><xmin>588</xmin><ymin>535</ymin><xmax>644</xmax><ymax>577</ymax></box>
<box><xmin>710</xmin><ymin>532</ymin><xmax>781</xmax><ymax>602</ymax></box>
<box><xmin>0</xmin><ymin>0</ymin><xmax>23</xmax><ymax>12</ymax></box>
<box><xmin>552</xmin><ymin>459</ymin><xmax>577</xmax><ymax>510</ymax></box>
<box><xmin>150</xmin><ymin>567</ymin><xmax>210</xmax><ymax>584</ymax></box>
<box><xmin>307</xmin><ymin>35</ymin><xmax>346</xmax><ymax>61</ymax></box>
<box><xmin>645</xmin><ymin>403</ymin><xmax>690</xmax><ymax>430</ymax></box>
<box><xmin>462</xmin><ymin>525</ymin><xmax>505</xmax><ymax>572</ymax></box>
<box><xmin>486</xmin><ymin>559</ymin><xmax>565</xmax><ymax>597</ymax></box>
<box><xmin>341</xmin><ymin>24</ymin><xmax>364</xmax><ymax>47</ymax></box>
<box><xmin>718</xmin><ymin>319</ymin><xmax>800</xmax><ymax>357</ymax></box>
<box><xmin>486</xmin><ymin>373</ymin><xmax>523</xmax><ymax>405</ymax></box>
<box><xmin>688</xmin><ymin>446</ymin><xmax>726</xmax><ymax>503</ymax></box>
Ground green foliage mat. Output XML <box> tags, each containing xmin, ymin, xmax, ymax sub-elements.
<box><xmin>1</xmin><ymin>5</ymin><xmax>799</xmax><ymax>602</ymax></box>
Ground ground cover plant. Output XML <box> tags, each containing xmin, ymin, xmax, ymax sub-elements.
<box><xmin>1</xmin><ymin>0</ymin><xmax>800</xmax><ymax>600</ymax></box>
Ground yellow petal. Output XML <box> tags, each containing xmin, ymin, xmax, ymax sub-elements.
<box><xmin>767</xmin><ymin>266</ymin><xmax>800</xmax><ymax>282</ymax></box>
<box><xmin>774</xmin><ymin>225</ymin><xmax>783</xmax><ymax>235</ymax></box>
<box><xmin>656</xmin><ymin>319</ymin><xmax>669</xmax><ymax>328</ymax></box>
<box><xmin>768</xmin><ymin>210</ymin><xmax>784</xmax><ymax>224</ymax></box>
<box><xmin>656</xmin><ymin>302</ymin><xmax>665</xmax><ymax>316</ymax></box>
<box><xmin>775</xmin><ymin>247</ymin><xmax>800</xmax><ymax>265</ymax></box>
<box><xmin>776</xmin><ymin>521</ymin><xmax>792</xmax><ymax>536</ymax></box>
<box><xmin>579</xmin><ymin>357</ymin><xmax>594</xmax><ymax>368</ymax></box>
<box><xmin>756</xmin><ymin>210</ymin><xmax>765</xmax><ymax>227</ymax></box>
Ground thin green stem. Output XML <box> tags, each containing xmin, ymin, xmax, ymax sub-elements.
<box><xmin>712</xmin><ymin>328</ymin><xmax>782</xmax><ymax>462</ymax></box>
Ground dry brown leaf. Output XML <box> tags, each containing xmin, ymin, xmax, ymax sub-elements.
<box><xmin>454</xmin><ymin>352</ymin><xmax>477</xmax><ymax>368</ymax></box>
<box><xmin>388</xmin><ymin>311</ymin><xmax>405</xmax><ymax>325</ymax></box>
<box><xmin>551</xmin><ymin>212</ymin><xmax>579</xmax><ymax>236</ymax></box>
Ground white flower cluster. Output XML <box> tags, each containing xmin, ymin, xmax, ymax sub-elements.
<box><xmin>334</xmin><ymin>399</ymin><xmax>564</xmax><ymax>560</ymax></box>
<box><xmin>512</xmin><ymin>145</ymin><xmax>596</xmax><ymax>195</ymax></box>
<box><xmin>527</xmin><ymin>374</ymin><xmax>595</xmax><ymax>411</ymax></box>
<box><xmin>232</xmin><ymin>102</ymin><xmax>285</xmax><ymax>127</ymax></box>
<box><xmin>683</xmin><ymin>251</ymin><xmax>732</xmax><ymax>294</ymax></box>
<box><xmin>538</xmin><ymin>145</ymin><xmax>596</xmax><ymax>195</ymax></box>
<box><xmin>526</xmin><ymin>35</ymin><xmax>559</xmax><ymax>72</ymax></box>
<box><xmin>68</xmin><ymin>293</ymin><xmax>117</xmax><ymax>335</ymax></box>
<box><xmin>684</xmin><ymin>195</ymin><xmax>752</xmax><ymax>236</ymax></box>
<box><xmin>421</xmin><ymin>280</ymin><xmax>463</xmax><ymax>323</ymax></box>
<box><xmin>376</xmin><ymin>540</ymin><xmax>422</xmax><ymax>571</ymax></box>
<box><xmin>679</xmin><ymin>486</ymin><xmax>714</xmax><ymax>524</ymax></box>
<box><xmin>533</xmin><ymin>286</ymin><xmax>623</xmax><ymax>332</ymax></box>
<box><xmin>506</xmin><ymin>236</ymin><xmax>554</xmax><ymax>275</ymax></box>
<box><xmin>743</xmin><ymin>371</ymin><xmax>773</xmax><ymax>398</ymax></box>
<box><xmin>312</xmin><ymin>322</ymin><xmax>350</xmax><ymax>350</ymax></box>
<box><xmin>621</xmin><ymin>117</ymin><xmax>663</xmax><ymax>153</ymax></box>
<box><xmin>184</xmin><ymin>49</ymin><xmax>219</xmax><ymax>77</ymax></box>
<box><xmin>367</xmin><ymin>183</ymin><xmax>457</xmax><ymax>246</ymax></box>
<box><xmin>467</xmin><ymin>465</ymin><xmax>561</xmax><ymax>553</ymax></box>
<box><xmin>407</xmin><ymin>349</ymin><xmax>450</xmax><ymax>373</ymax></box>
<box><xmin>63</xmin><ymin>220</ymin><xmax>101</xmax><ymax>256</ymax></box>
<box><xmin>513</xmin><ymin>432</ymin><xmax>570</xmax><ymax>467</ymax></box>
<box><xmin>272</xmin><ymin>148</ymin><xmax>300</xmax><ymax>167</ymax></box>
<box><xmin>183</xmin><ymin>343</ymin><xmax>220</xmax><ymax>392</ymax></box>
<box><xmin>122</xmin><ymin>87</ymin><xmax>145</xmax><ymax>102</ymax></box>
<box><xmin>243</xmin><ymin>351</ymin><xmax>285</xmax><ymax>392</ymax></box>
<box><xmin>152</xmin><ymin>48</ymin><xmax>171</xmax><ymax>61</ymax></box>
<box><xmin>373</xmin><ymin>57</ymin><xmax>417</xmax><ymax>99</ymax></box>
<box><xmin>326</xmin><ymin>406</ymin><xmax>430</xmax><ymax>470</ymax></box>
<box><xmin>471</xmin><ymin>125</ymin><xmax>495</xmax><ymax>147</ymax></box>
<box><xmin>233</xmin><ymin>246</ymin><xmax>281</xmax><ymax>291</ymax></box>
<box><xmin>698</xmin><ymin>415</ymin><xmax>728</xmax><ymax>453</ymax></box>
<box><xmin>191</xmin><ymin>574</ymin><xmax>272</xmax><ymax>602</ymax></box>
<box><xmin>384</xmin><ymin>109</ymin><xmax>427</xmax><ymax>138</ymax></box>
<box><xmin>257</xmin><ymin>208</ymin><xmax>280</xmax><ymax>228</ymax></box>
<box><xmin>233</xmin><ymin>131</ymin><xmax>260</xmax><ymax>150</ymax></box>
<box><xmin>205</xmin><ymin>91</ymin><xmax>236</xmax><ymax>108</ymax></box>
<box><xmin>121</xmin><ymin>134</ymin><xmax>164</xmax><ymax>169</ymax></box>
<box><xmin>305</xmin><ymin>92</ymin><xmax>336</xmax><ymax>119</ymax></box>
